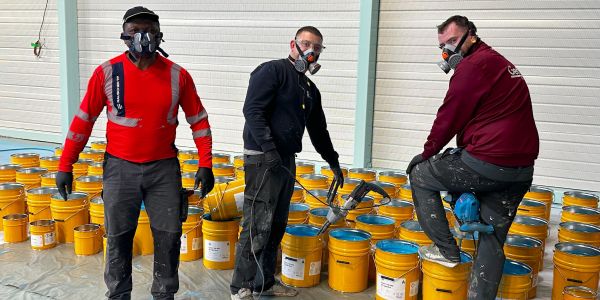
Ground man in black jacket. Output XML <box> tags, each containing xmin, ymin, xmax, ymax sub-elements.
<box><xmin>230</xmin><ymin>26</ymin><xmax>344</xmax><ymax>300</ymax></box>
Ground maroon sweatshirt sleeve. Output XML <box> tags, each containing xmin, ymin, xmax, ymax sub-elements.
<box><xmin>421</xmin><ymin>61</ymin><xmax>490</xmax><ymax>160</ymax></box>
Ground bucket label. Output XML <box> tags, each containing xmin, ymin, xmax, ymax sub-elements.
<box><xmin>532</xmin><ymin>273</ymin><xmax>538</xmax><ymax>287</ymax></box>
<box><xmin>192</xmin><ymin>237</ymin><xmax>202</xmax><ymax>251</ymax></box>
<box><xmin>377</xmin><ymin>273</ymin><xmax>406</xmax><ymax>300</ymax></box>
<box><xmin>309</xmin><ymin>260</ymin><xmax>321</xmax><ymax>276</ymax></box>
<box><xmin>282</xmin><ymin>254</ymin><xmax>305</xmax><ymax>280</ymax></box>
<box><xmin>204</xmin><ymin>239</ymin><xmax>230</xmax><ymax>262</ymax></box>
<box><xmin>409</xmin><ymin>280</ymin><xmax>419</xmax><ymax>297</ymax></box>
<box><xmin>44</xmin><ymin>232</ymin><xmax>55</xmax><ymax>245</ymax></box>
<box><xmin>31</xmin><ymin>234</ymin><xmax>43</xmax><ymax>247</ymax></box>
<box><xmin>234</xmin><ymin>192</ymin><xmax>244</xmax><ymax>213</ymax></box>
<box><xmin>181</xmin><ymin>234</ymin><xmax>188</xmax><ymax>254</ymax></box>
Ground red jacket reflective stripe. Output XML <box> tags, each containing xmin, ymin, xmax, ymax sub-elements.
<box><xmin>59</xmin><ymin>53</ymin><xmax>212</xmax><ymax>172</ymax></box>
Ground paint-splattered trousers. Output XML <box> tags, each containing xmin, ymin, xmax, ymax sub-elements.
<box><xmin>409</xmin><ymin>148</ymin><xmax>533</xmax><ymax>300</ymax></box>
<box><xmin>103</xmin><ymin>153</ymin><xmax>183</xmax><ymax>300</ymax></box>
<box><xmin>230</xmin><ymin>153</ymin><xmax>296</xmax><ymax>294</ymax></box>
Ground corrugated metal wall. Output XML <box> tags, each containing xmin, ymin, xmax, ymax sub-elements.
<box><xmin>77</xmin><ymin>1</ymin><xmax>359</xmax><ymax>165</ymax></box>
<box><xmin>0</xmin><ymin>1</ymin><xmax>61</xmax><ymax>135</ymax></box>
<box><xmin>373</xmin><ymin>0</ymin><xmax>600</xmax><ymax>192</ymax></box>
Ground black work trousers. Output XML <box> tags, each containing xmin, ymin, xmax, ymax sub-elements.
<box><xmin>102</xmin><ymin>153</ymin><xmax>183</xmax><ymax>300</ymax></box>
<box><xmin>230</xmin><ymin>153</ymin><xmax>296</xmax><ymax>294</ymax></box>
<box><xmin>409</xmin><ymin>149</ymin><xmax>532</xmax><ymax>300</ymax></box>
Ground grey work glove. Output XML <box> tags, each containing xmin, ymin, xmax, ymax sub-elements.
<box><xmin>56</xmin><ymin>171</ymin><xmax>73</xmax><ymax>200</ymax></box>
<box><xmin>264</xmin><ymin>149</ymin><xmax>282</xmax><ymax>169</ymax></box>
<box><xmin>194</xmin><ymin>167</ymin><xmax>215</xmax><ymax>198</ymax></box>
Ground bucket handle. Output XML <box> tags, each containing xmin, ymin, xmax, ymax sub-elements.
<box><xmin>555</xmin><ymin>266</ymin><xmax>594</xmax><ymax>285</ymax></box>
<box><xmin>336</xmin><ymin>260</ymin><xmax>351</xmax><ymax>265</ymax></box>
<box><xmin>53</xmin><ymin>205</ymin><xmax>88</xmax><ymax>223</ymax></box>
<box><xmin>0</xmin><ymin>196</ymin><xmax>23</xmax><ymax>211</ymax></box>
<box><xmin>436</xmin><ymin>288</ymin><xmax>453</xmax><ymax>294</ymax></box>
<box><xmin>28</xmin><ymin>205</ymin><xmax>50</xmax><ymax>216</ymax></box>
<box><xmin>183</xmin><ymin>221</ymin><xmax>202</xmax><ymax>235</ymax></box>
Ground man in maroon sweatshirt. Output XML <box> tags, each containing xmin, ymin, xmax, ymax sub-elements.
<box><xmin>406</xmin><ymin>16</ymin><xmax>539</xmax><ymax>299</ymax></box>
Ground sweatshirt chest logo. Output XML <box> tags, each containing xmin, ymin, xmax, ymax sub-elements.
<box><xmin>508</xmin><ymin>66</ymin><xmax>522</xmax><ymax>78</ymax></box>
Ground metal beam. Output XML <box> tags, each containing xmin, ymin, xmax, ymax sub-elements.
<box><xmin>353</xmin><ymin>0</ymin><xmax>380</xmax><ymax>168</ymax></box>
<box><xmin>58</xmin><ymin>0</ymin><xmax>80</xmax><ymax>140</ymax></box>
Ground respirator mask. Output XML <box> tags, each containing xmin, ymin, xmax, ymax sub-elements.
<box><xmin>120</xmin><ymin>31</ymin><xmax>169</xmax><ymax>62</ymax></box>
<box><xmin>437</xmin><ymin>30</ymin><xmax>469</xmax><ymax>74</ymax></box>
<box><xmin>291</xmin><ymin>40</ymin><xmax>321</xmax><ymax>75</ymax></box>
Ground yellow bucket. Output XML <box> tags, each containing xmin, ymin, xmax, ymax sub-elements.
<box><xmin>328</xmin><ymin>228</ymin><xmax>372</xmax><ymax>293</ymax></box>
<box><xmin>309</xmin><ymin>207</ymin><xmax>345</xmax><ymax>231</ymax></box>
<box><xmin>349</xmin><ymin>168</ymin><xmax>376</xmax><ymax>182</ymax></box>
<box><xmin>75</xmin><ymin>175</ymin><xmax>103</xmax><ymax>199</ymax></box>
<box><xmin>378</xmin><ymin>171</ymin><xmax>407</xmax><ymax>195</ymax></box>
<box><xmin>356</xmin><ymin>214</ymin><xmax>396</xmax><ymax>282</ymax></box>
<box><xmin>563</xmin><ymin>286</ymin><xmax>598</xmax><ymax>300</ymax></box>
<box><xmin>27</xmin><ymin>187</ymin><xmax>57</xmax><ymax>222</ymax></box>
<box><xmin>182</xmin><ymin>159</ymin><xmax>199</xmax><ymax>173</ymax></box>
<box><xmin>73</xmin><ymin>223</ymin><xmax>102</xmax><ymax>255</ymax></box>
<box><xmin>180</xmin><ymin>206</ymin><xmax>204</xmax><ymax>262</ymax></box>
<box><xmin>517</xmin><ymin>199</ymin><xmax>548</xmax><ymax>220</ymax></box>
<box><xmin>339</xmin><ymin>178</ymin><xmax>362</xmax><ymax>197</ymax></box>
<box><xmin>563</xmin><ymin>191</ymin><xmax>599</xmax><ymax>208</ymax></box>
<box><xmin>89</xmin><ymin>197</ymin><xmax>105</xmax><ymax>230</ymax></box>
<box><xmin>497</xmin><ymin>259</ymin><xmax>532</xmax><ymax>300</ymax></box>
<box><xmin>41</xmin><ymin>172</ymin><xmax>57</xmax><ymax>187</ymax></box>
<box><xmin>87</xmin><ymin>162</ymin><xmax>104</xmax><ymax>176</ymax></box>
<box><xmin>0</xmin><ymin>164</ymin><xmax>21</xmax><ymax>182</ymax></box>
<box><xmin>202</xmin><ymin>213</ymin><xmax>239</xmax><ymax>270</ymax></box>
<box><xmin>2</xmin><ymin>213</ymin><xmax>28</xmax><ymax>243</ymax></box>
<box><xmin>341</xmin><ymin>194</ymin><xmax>374</xmax><ymax>227</ymax></box>
<box><xmin>10</xmin><ymin>153</ymin><xmax>40</xmax><ymax>168</ymax></box>
<box><xmin>79</xmin><ymin>149</ymin><xmax>104</xmax><ymax>162</ymax></box>
<box><xmin>369</xmin><ymin>181</ymin><xmax>396</xmax><ymax>205</ymax></box>
<box><xmin>452</xmin><ymin>229</ymin><xmax>478</xmax><ymax>256</ymax></box>
<box><xmin>39</xmin><ymin>156</ymin><xmax>60</xmax><ymax>172</ymax></box>
<box><xmin>378</xmin><ymin>199</ymin><xmax>414</xmax><ymax>227</ymax></box>
<box><xmin>281</xmin><ymin>224</ymin><xmax>324</xmax><ymax>287</ymax></box>
<box><xmin>558</xmin><ymin>222</ymin><xmax>600</xmax><ymax>247</ymax></box>
<box><xmin>16</xmin><ymin>167</ymin><xmax>48</xmax><ymax>190</ymax></box>
<box><xmin>291</xmin><ymin>185</ymin><xmax>303</xmax><ymax>203</ymax></box>
<box><xmin>54</xmin><ymin>147</ymin><xmax>63</xmax><ymax>156</ymax></box>
<box><xmin>235</xmin><ymin>166</ymin><xmax>245</xmax><ymax>180</ymax></box>
<box><xmin>204</xmin><ymin>177</ymin><xmax>245</xmax><ymax>221</ymax></box>
<box><xmin>422</xmin><ymin>251</ymin><xmax>473</xmax><ymax>300</ymax></box>
<box><xmin>304</xmin><ymin>189</ymin><xmax>328</xmax><ymax>209</ymax></box>
<box><xmin>178</xmin><ymin>150</ymin><xmax>198</xmax><ymax>167</ymax></box>
<box><xmin>29</xmin><ymin>219</ymin><xmax>56</xmax><ymax>250</ymax></box>
<box><xmin>214</xmin><ymin>163</ymin><xmax>235</xmax><ymax>177</ymax></box>
<box><xmin>399</xmin><ymin>183</ymin><xmax>413</xmax><ymax>201</ymax></box>
<box><xmin>181</xmin><ymin>172</ymin><xmax>195</xmax><ymax>189</ymax></box>
<box><xmin>552</xmin><ymin>243</ymin><xmax>600</xmax><ymax>300</ymax></box>
<box><xmin>296</xmin><ymin>161</ymin><xmax>315</xmax><ymax>178</ymax></box>
<box><xmin>562</xmin><ymin>205</ymin><xmax>600</xmax><ymax>226</ymax></box>
<box><xmin>233</xmin><ymin>155</ymin><xmax>244</xmax><ymax>168</ymax></box>
<box><xmin>90</xmin><ymin>141</ymin><xmax>107</xmax><ymax>151</ymax></box>
<box><xmin>73</xmin><ymin>159</ymin><xmax>92</xmax><ymax>179</ymax></box>
<box><xmin>525</xmin><ymin>185</ymin><xmax>554</xmax><ymax>220</ymax></box>
<box><xmin>134</xmin><ymin>208</ymin><xmax>153</xmax><ymax>255</ymax></box>
<box><xmin>0</xmin><ymin>183</ymin><xmax>26</xmax><ymax>230</ymax></box>
<box><xmin>288</xmin><ymin>203</ymin><xmax>310</xmax><ymax>225</ymax></box>
<box><xmin>509</xmin><ymin>215</ymin><xmax>548</xmax><ymax>269</ymax></box>
<box><xmin>374</xmin><ymin>239</ymin><xmax>420</xmax><ymax>300</ymax></box>
<box><xmin>213</xmin><ymin>153</ymin><xmax>231</xmax><ymax>165</ymax></box>
<box><xmin>51</xmin><ymin>192</ymin><xmax>89</xmax><ymax>243</ymax></box>
<box><xmin>320</xmin><ymin>166</ymin><xmax>348</xmax><ymax>183</ymax></box>
<box><xmin>504</xmin><ymin>235</ymin><xmax>543</xmax><ymax>298</ymax></box>
<box><xmin>298</xmin><ymin>174</ymin><xmax>329</xmax><ymax>190</ymax></box>
<box><xmin>399</xmin><ymin>220</ymin><xmax>432</xmax><ymax>246</ymax></box>
<box><xmin>187</xmin><ymin>189</ymin><xmax>203</xmax><ymax>207</ymax></box>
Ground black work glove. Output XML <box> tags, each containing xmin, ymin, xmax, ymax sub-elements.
<box><xmin>406</xmin><ymin>154</ymin><xmax>425</xmax><ymax>175</ymax></box>
<box><xmin>264</xmin><ymin>149</ymin><xmax>282</xmax><ymax>169</ymax></box>
<box><xmin>194</xmin><ymin>167</ymin><xmax>215</xmax><ymax>198</ymax></box>
<box><xmin>56</xmin><ymin>171</ymin><xmax>73</xmax><ymax>200</ymax></box>
<box><xmin>331</xmin><ymin>165</ymin><xmax>345</xmax><ymax>188</ymax></box>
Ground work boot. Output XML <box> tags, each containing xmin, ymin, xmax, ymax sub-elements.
<box><xmin>253</xmin><ymin>280</ymin><xmax>298</xmax><ymax>297</ymax></box>
<box><xmin>231</xmin><ymin>288</ymin><xmax>254</xmax><ymax>300</ymax></box>
<box><xmin>419</xmin><ymin>244</ymin><xmax>461</xmax><ymax>268</ymax></box>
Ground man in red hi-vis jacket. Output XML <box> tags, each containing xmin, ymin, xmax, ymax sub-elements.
<box><xmin>56</xmin><ymin>7</ymin><xmax>214</xmax><ymax>299</ymax></box>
